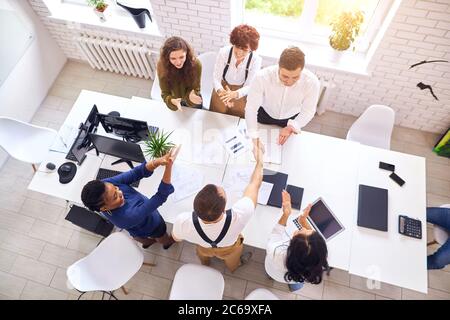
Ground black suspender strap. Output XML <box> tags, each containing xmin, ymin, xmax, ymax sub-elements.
<box><xmin>244</xmin><ymin>51</ymin><xmax>253</xmax><ymax>83</ymax></box>
<box><xmin>222</xmin><ymin>47</ymin><xmax>233</xmax><ymax>82</ymax></box>
<box><xmin>192</xmin><ymin>209</ymin><xmax>232</xmax><ymax>248</ymax></box>
<box><xmin>222</xmin><ymin>48</ymin><xmax>254</xmax><ymax>85</ymax></box>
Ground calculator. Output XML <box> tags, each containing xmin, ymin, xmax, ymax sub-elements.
<box><xmin>398</xmin><ymin>215</ymin><xmax>422</xmax><ymax>239</ymax></box>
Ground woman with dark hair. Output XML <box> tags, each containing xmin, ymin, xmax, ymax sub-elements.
<box><xmin>210</xmin><ymin>24</ymin><xmax>262</xmax><ymax>118</ymax></box>
<box><xmin>157</xmin><ymin>36</ymin><xmax>202</xmax><ymax>111</ymax></box>
<box><xmin>80</xmin><ymin>152</ymin><xmax>177</xmax><ymax>249</ymax></box>
<box><xmin>265</xmin><ymin>190</ymin><xmax>329</xmax><ymax>292</ymax></box>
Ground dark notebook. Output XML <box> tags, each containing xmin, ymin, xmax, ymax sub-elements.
<box><xmin>357</xmin><ymin>184</ymin><xmax>388</xmax><ymax>231</ymax></box>
<box><xmin>286</xmin><ymin>184</ymin><xmax>304</xmax><ymax>210</ymax></box>
<box><xmin>65</xmin><ymin>205</ymin><xmax>114</xmax><ymax>237</ymax></box>
<box><xmin>263</xmin><ymin>169</ymin><xmax>288</xmax><ymax>208</ymax></box>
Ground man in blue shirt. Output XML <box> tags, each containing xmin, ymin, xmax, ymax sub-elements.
<box><xmin>427</xmin><ymin>207</ymin><xmax>450</xmax><ymax>270</ymax></box>
<box><xmin>81</xmin><ymin>152</ymin><xmax>176</xmax><ymax>249</ymax></box>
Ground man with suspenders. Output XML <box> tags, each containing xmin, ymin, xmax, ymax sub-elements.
<box><xmin>172</xmin><ymin>141</ymin><xmax>265</xmax><ymax>272</ymax></box>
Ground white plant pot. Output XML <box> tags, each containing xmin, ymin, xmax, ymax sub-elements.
<box><xmin>330</xmin><ymin>49</ymin><xmax>345</xmax><ymax>63</ymax></box>
<box><xmin>94</xmin><ymin>9</ymin><xmax>106</xmax><ymax>22</ymax></box>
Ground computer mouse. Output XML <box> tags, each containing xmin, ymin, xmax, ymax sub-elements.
<box><xmin>60</xmin><ymin>164</ymin><xmax>72</xmax><ymax>173</ymax></box>
<box><xmin>108</xmin><ymin>111</ymin><xmax>120</xmax><ymax>117</ymax></box>
<box><xmin>46</xmin><ymin>162</ymin><xmax>56</xmax><ymax>170</ymax></box>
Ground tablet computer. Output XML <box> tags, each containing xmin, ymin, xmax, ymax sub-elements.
<box><xmin>307</xmin><ymin>197</ymin><xmax>345</xmax><ymax>241</ymax></box>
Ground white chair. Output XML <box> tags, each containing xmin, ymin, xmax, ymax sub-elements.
<box><xmin>0</xmin><ymin>117</ymin><xmax>57</xmax><ymax>172</ymax></box>
<box><xmin>66</xmin><ymin>232</ymin><xmax>155</xmax><ymax>300</ymax></box>
<box><xmin>150</xmin><ymin>71</ymin><xmax>163</xmax><ymax>102</ymax></box>
<box><xmin>428</xmin><ymin>204</ymin><xmax>450</xmax><ymax>246</ymax></box>
<box><xmin>245</xmin><ymin>288</ymin><xmax>280</xmax><ymax>300</ymax></box>
<box><xmin>346</xmin><ymin>105</ymin><xmax>395</xmax><ymax>149</ymax></box>
<box><xmin>197</xmin><ymin>51</ymin><xmax>217</xmax><ymax>110</ymax></box>
<box><xmin>169</xmin><ymin>263</ymin><xmax>224</xmax><ymax>300</ymax></box>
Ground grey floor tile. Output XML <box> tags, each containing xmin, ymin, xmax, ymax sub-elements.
<box><xmin>38</xmin><ymin>243</ymin><xmax>85</xmax><ymax>269</ymax></box>
<box><xmin>67</xmin><ymin>231</ymin><xmax>102</xmax><ymax>255</ymax></box>
<box><xmin>223</xmin><ymin>274</ymin><xmax>247</xmax><ymax>300</ymax></box>
<box><xmin>0</xmin><ymin>228</ymin><xmax>46</xmax><ymax>259</ymax></box>
<box><xmin>10</xmin><ymin>255</ymin><xmax>57</xmax><ymax>286</ymax></box>
<box><xmin>150</xmin><ymin>255</ymin><xmax>183</xmax><ymax>280</ymax></box>
<box><xmin>428</xmin><ymin>269</ymin><xmax>450</xmax><ymax>293</ymax></box>
<box><xmin>349</xmin><ymin>275</ymin><xmax>402</xmax><ymax>300</ymax></box>
<box><xmin>28</xmin><ymin>220</ymin><xmax>74</xmax><ymax>247</ymax></box>
<box><xmin>0</xmin><ymin>208</ymin><xmax>35</xmax><ymax>234</ymax></box>
<box><xmin>20</xmin><ymin>280</ymin><xmax>68</xmax><ymax>300</ymax></box>
<box><xmin>20</xmin><ymin>198</ymin><xmax>64</xmax><ymax>224</ymax></box>
<box><xmin>402</xmin><ymin>287</ymin><xmax>450</xmax><ymax>300</ymax></box>
<box><xmin>0</xmin><ymin>270</ymin><xmax>27</xmax><ymax>299</ymax></box>
<box><xmin>323</xmin><ymin>281</ymin><xmax>375</xmax><ymax>300</ymax></box>
<box><xmin>125</xmin><ymin>271</ymin><xmax>172</xmax><ymax>299</ymax></box>
<box><xmin>0</xmin><ymin>248</ymin><xmax>17</xmax><ymax>272</ymax></box>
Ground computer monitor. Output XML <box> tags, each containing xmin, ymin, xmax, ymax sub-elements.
<box><xmin>89</xmin><ymin>133</ymin><xmax>146</xmax><ymax>167</ymax></box>
<box><xmin>97</xmin><ymin>113</ymin><xmax>157</xmax><ymax>143</ymax></box>
<box><xmin>66</xmin><ymin>105</ymin><xmax>99</xmax><ymax>165</ymax></box>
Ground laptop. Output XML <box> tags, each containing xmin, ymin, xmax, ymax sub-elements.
<box><xmin>357</xmin><ymin>184</ymin><xmax>388</xmax><ymax>231</ymax></box>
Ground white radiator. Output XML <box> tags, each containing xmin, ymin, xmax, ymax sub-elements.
<box><xmin>76</xmin><ymin>34</ymin><xmax>157</xmax><ymax>80</ymax></box>
<box><xmin>317</xmin><ymin>78</ymin><xmax>336</xmax><ymax>115</ymax></box>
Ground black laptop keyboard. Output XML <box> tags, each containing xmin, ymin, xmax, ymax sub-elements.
<box><xmin>96</xmin><ymin>168</ymin><xmax>140</xmax><ymax>188</ymax></box>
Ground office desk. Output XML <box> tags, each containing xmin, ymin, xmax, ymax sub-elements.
<box><xmin>28</xmin><ymin>90</ymin><xmax>428</xmax><ymax>293</ymax></box>
<box><xmin>350</xmin><ymin>145</ymin><xmax>427</xmax><ymax>293</ymax></box>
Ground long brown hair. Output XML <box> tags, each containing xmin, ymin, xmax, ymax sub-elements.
<box><xmin>157</xmin><ymin>36</ymin><xmax>197</xmax><ymax>88</ymax></box>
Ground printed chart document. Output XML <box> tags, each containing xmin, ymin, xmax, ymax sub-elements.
<box><xmin>257</xmin><ymin>181</ymin><xmax>274</xmax><ymax>205</ymax></box>
<box><xmin>222</xmin><ymin>165</ymin><xmax>254</xmax><ymax>195</ymax></box>
<box><xmin>171</xmin><ymin>164</ymin><xmax>204</xmax><ymax>202</ymax></box>
<box><xmin>50</xmin><ymin>124</ymin><xmax>79</xmax><ymax>153</ymax></box>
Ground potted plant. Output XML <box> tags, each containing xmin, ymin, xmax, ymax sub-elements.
<box><xmin>86</xmin><ymin>0</ymin><xmax>108</xmax><ymax>22</ymax></box>
<box><xmin>143</xmin><ymin>129</ymin><xmax>175</xmax><ymax>159</ymax></box>
<box><xmin>329</xmin><ymin>10</ymin><xmax>364</xmax><ymax>61</ymax></box>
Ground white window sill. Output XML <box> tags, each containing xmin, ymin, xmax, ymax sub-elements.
<box><xmin>257</xmin><ymin>36</ymin><xmax>372</xmax><ymax>77</ymax></box>
<box><xmin>43</xmin><ymin>1</ymin><xmax>162</xmax><ymax>37</ymax></box>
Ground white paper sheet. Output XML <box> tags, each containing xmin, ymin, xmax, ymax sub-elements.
<box><xmin>257</xmin><ymin>181</ymin><xmax>274</xmax><ymax>205</ymax></box>
<box><xmin>50</xmin><ymin>124</ymin><xmax>79</xmax><ymax>153</ymax></box>
<box><xmin>171</xmin><ymin>164</ymin><xmax>204</xmax><ymax>202</ymax></box>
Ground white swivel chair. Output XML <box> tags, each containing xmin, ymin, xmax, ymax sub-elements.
<box><xmin>428</xmin><ymin>204</ymin><xmax>450</xmax><ymax>246</ymax></box>
<box><xmin>346</xmin><ymin>105</ymin><xmax>395</xmax><ymax>149</ymax></box>
<box><xmin>150</xmin><ymin>71</ymin><xmax>163</xmax><ymax>102</ymax></box>
<box><xmin>0</xmin><ymin>117</ymin><xmax>57</xmax><ymax>172</ymax></box>
<box><xmin>197</xmin><ymin>51</ymin><xmax>217</xmax><ymax>110</ymax></box>
<box><xmin>245</xmin><ymin>288</ymin><xmax>280</xmax><ymax>300</ymax></box>
<box><xmin>169</xmin><ymin>263</ymin><xmax>224</xmax><ymax>300</ymax></box>
<box><xmin>66</xmin><ymin>232</ymin><xmax>155</xmax><ymax>300</ymax></box>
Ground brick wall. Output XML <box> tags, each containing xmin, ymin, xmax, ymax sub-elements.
<box><xmin>27</xmin><ymin>0</ymin><xmax>450</xmax><ymax>134</ymax></box>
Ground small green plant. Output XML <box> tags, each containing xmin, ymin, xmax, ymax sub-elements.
<box><xmin>86</xmin><ymin>0</ymin><xmax>108</xmax><ymax>12</ymax></box>
<box><xmin>144</xmin><ymin>129</ymin><xmax>175</xmax><ymax>159</ymax></box>
<box><xmin>329</xmin><ymin>10</ymin><xmax>364</xmax><ymax>51</ymax></box>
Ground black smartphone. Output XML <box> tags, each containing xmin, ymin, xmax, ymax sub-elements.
<box><xmin>389</xmin><ymin>172</ymin><xmax>405</xmax><ymax>186</ymax></box>
<box><xmin>286</xmin><ymin>185</ymin><xmax>304</xmax><ymax>210</ymax></box>
<box><xmin>379</xmin><ymin>161</ymin><xmax>395</xmax><ymax>172</ymax></box>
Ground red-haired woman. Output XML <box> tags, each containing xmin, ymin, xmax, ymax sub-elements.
<box><xmin>157</xmin><ymin>36</ymin><xmax>202</xmax><ymax>111</ymax></box>
<box><xmin>210</xmin><ymin>24</ymin><xmax>262</xmax><ymax>118</ymax></box>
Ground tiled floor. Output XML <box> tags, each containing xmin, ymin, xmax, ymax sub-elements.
<box><xmin>0</xmin><ymin>60</ymin><xmax>449</xmax><ymax>300</ymax></box>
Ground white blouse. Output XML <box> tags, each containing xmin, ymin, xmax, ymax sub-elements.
<box><xmin>265</xmin><ymin>223</ymin><xmax>296</xmax><ymax>284</ymax></box>
<box><xmin>213</xmin><ymin>45</ymin><xmax>262</xmax><ymax>99</ymax></box>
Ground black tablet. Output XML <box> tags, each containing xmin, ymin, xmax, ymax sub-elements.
<box><xmin>307</xmin><ymin>197</ymin><xmax>345</xmax><ymax>241</ymax></box>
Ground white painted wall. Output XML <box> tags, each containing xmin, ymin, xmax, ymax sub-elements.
<box><xmin>26</xmin><ymin>0</ymin><xmax>450</xmax><ymax>134</ymax></box>
<box><xmin>0</xmin><ymin>0</ymin><xmax>67</xmax><ymax>168</ymax></box>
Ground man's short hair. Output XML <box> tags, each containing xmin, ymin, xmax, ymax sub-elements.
<box><xmin>193</xmin><ymin>184</ymin><xmax>226</xmax><ymax>222</ymax></box>
<box><xmin>279</xmin><ymin>46</ymin><xmax>305</xmax><ymax>71</ymax></box>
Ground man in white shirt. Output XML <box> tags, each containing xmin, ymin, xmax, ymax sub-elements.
<box><xmin>245</xmin><ymin>46</ymin><xmax>320</xmax><ymax>145</ymax></box>
<box><xmin>172</xmin><ymin>141</ymin><xmax>264</xmax><ymax>272</ymax></box>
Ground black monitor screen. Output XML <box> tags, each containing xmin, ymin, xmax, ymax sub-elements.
<box><xmin>66</xmin><ymin>105</ymin><xmax>99</xmax><ymax>165</ymax></box>
<box><xmin>89</xmin><ymin>133</ymin><xmax>146</xmax><ymax>163</ymax></box>
<box><xmin>308</xmin><ymin>199</ymin><xmax>344</xmax><ymax>240</ymax></box>
<box><xmin>97</xmin><ymin>113</ymin><xmax>157</xmax><ymax>143</ymax></box>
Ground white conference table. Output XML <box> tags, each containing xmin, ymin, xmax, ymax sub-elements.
<box><xmin>28</xmin><ymin>90</ymin><xmax>428</xmax><ymax>293</ymax></box>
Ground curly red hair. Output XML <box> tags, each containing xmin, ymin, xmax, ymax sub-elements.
<box><xmin>229</xmin><ymin>24</ymin><xmax>260</xmax><ymax>51</ymax></box>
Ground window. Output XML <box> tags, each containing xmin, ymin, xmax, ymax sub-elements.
<box><xmin>241</xmin><ymin>0</ymin><xmax>394</xmax><ymax>53</ymax></box>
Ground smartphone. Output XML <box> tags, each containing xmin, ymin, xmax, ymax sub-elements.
<box><xmin>286</xmin><ymin>185</ymin><xmax>304</xmax><ymax>210</ymax></box>
<box><xmin>389</xmin><ymin>172</ymin><xmax>405</xmax><ymax>186</ymax></box>
<box><xmin>379</xmin><ymin>161</ymin><xmax>395</xmax><ymax>172</ymax></box>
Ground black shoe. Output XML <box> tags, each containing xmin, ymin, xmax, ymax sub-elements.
<box><xmin>240</xmin><ymin>252</ymin><xmax>253</xmax><ymax>265</ymax></box>
<box><xmin>142</xmin><ymin>239</ymin><xmax>156</xmax><ymax>249</ymax></box>
<box><xmin>163</xmin><ymin>240</ymin><xmax>175</xmax><ymax>250</ymax></box>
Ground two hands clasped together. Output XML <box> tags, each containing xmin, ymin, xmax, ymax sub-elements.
<box><xmin>170</xmin><ymin>90</ymin><xmax>203</xmax><ymax>112</ymax></box>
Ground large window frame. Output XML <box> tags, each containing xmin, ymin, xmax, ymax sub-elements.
<box><xmin>235</xmin><ymin>0</ymin><xmax>395</xmax><ymax>54</ymax></box>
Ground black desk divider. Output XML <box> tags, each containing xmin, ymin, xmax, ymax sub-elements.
<box><xmin>263</xmin><ymin>169</ymin><xmax>288</xmax><ymax>208</ymax></box>
<box><xmin>65</xmin><ymin>205</ymin><xmax>114</xmax><ymax>237</ymax></box>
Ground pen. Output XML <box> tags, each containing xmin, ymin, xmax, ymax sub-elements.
<box><xmin>230</xmin><ymin>142</ymin><xmax>242</xmax><ymax>150</ymax></box>
<box><xmin>226</xmin><ymin>136</ymin><xmax>237</xmax><ymax>143</ymax></box>
<box><xmin>233</xmin><ymin>145</ymin><xmax>244</xmax><ymax>153</ymax></box>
